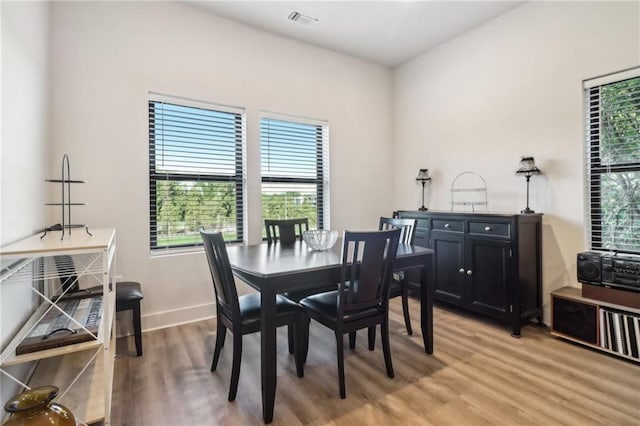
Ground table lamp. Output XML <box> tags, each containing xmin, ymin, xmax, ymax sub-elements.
<box><xmin>515</xmin><ymin>156</ymin><xmax>542</xmax><ymax>214</ymax></box>
<box><xmin>416</xmin><ymin>169</ymin><xmax>432</xmax><ymax>211</ymax></box>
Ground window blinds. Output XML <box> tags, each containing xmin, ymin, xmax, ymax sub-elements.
<box><xmin>149</xmin><ymin>97</ymin><xmax>245</xmax><ymax>250</ymax></box>
<box><xmin>585</xmin><ymin>69</ymin><xmax>640</xmax><ymax>254</ymax></box>
<box><xmin>260</xmin><ymin>115</ymin><xmax>329</xmax><ymax>231</ymax></box>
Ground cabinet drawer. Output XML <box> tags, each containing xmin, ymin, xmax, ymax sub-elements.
<box><xmin>415</xmin><ymin>219</ymin><xmax>429</xmax><ymax>230</ymax></box>
<box><xmin>469</xmin><ymin>221</ymin><xmax>511</xmax><ymax>238</ymax></box>
<box><xmin>432</xmin><ymin>219</ymin><xmax>464</xmax><ymax>233</ymax></box>
<box><xmin>397</xmin><ymin>213</ymin><xmax>429</xmax><ymax>230</ymax></box>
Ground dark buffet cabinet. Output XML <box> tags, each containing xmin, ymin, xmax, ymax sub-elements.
<box><xmin>396</xmin><ymin>211</ymin><xmax>543</xmax><ymax>336</ymax></box>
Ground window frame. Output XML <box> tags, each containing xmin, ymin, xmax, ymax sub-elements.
<box><xmin>584</xmin><ymin>67</ymin><xmax>640</xmax><ymax>255</ymax></box>
<box><xmin>259</xmin><ymin>112</ymin><xmax>330</xmax><ymax>233</ymax></box>
<box><xmin>148</xmin><ymin>93</ymin><xmax>246</xmax><ymax>251</ymax></box>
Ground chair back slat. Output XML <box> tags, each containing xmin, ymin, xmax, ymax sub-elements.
<box><xmin>200</xmin><ymin>230</ymin><xmax>240</xmax><ymax>319</ymax></box>
<box><xmin>379</xmin><ymin>217</ymin><xmax>416</xmax><ymax>245</ymax></box>
<box><xmin>338</xmin><ymin>229</ymin><xmax>400</xmax><ymax>317</ymax></box>
<box><xmin>265</xmin><ymin>218</ymin><xmax>309</xmax><ymax>244</ymax></box>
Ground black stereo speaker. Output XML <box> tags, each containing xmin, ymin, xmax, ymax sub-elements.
<box><xmin>577</xmin><ymin>251</ymin><xmax>602</xmax><ymax>284</ymax></box>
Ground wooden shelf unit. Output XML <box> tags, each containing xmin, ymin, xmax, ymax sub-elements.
<box><xmin>0</xmin><ymin>229</ymin><xmax>116</xmax><ymax>425</ymax></box>
<box><xmin>551</xmin><ymin>286</ymin><xmax>640</xmax><ymax>364</ymax></box>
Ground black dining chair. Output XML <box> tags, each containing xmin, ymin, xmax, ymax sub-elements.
<box><xmin>265</xmin><ymin>218</ymin><xmax>308</xmax><ymax>244</ymax></box>
<box><xmin>200</xmin><ymin>230</ymin><xmax>306</xmax><ymax>402</ymax></box>
<box><xmin>379</xmin><ymin>217</ymin><xmax>417</xmax><ymax>336</ymax></box>
<box><xmin>299</xmin><ymin>229</ymin><xmax>400</xmax><ymax>399</ymax></box>
<box><xmin>349</xmin><ymin>217</ymin><xmax>417</xmax><ymax>350</ymax></box>
<box><xmin>265</xmin><ymin>218</ymin><xmax>338</xmax><ymax>352</ymax></box>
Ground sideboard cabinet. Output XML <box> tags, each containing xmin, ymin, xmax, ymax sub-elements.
<box><xmin>396</xmin><ymin>211</ymin><xmax>542</xmax><ymax>336</ymax></box>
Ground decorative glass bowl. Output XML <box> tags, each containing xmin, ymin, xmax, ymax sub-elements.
<box><xmin>303</xmin><ymin>230</ymin><xmax>339</xmax><ymax>251</ymax></box>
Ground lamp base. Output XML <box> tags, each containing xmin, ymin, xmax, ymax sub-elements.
<box><xmin>521</xmin><ymin>207</ymin><xmax>535</xmax><ymax>214</ymax></box>
<box><xmin>418</xmin><ymin>206</ymin><xmax>429</xmax><ymax>211</ymax></box>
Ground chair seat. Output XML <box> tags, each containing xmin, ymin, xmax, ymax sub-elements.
<box><xmin>85</xmin><ymin>281</ymin><xmax>143</xmax><ymax>309</ymax></box>
<box><xmin>115</xmin><ymin>281</ymin><xmax>144</xmax><ymax>306</ymax></box>
<box><xmin>285</xmin><ymin>284</ymin><xmax>339</xmax><ymax>302</ymax></box>
<box><xmin>239</xmin><ymin>293</ymin><xmax>302</xmax><ymax>322</ymax></box>
<box><xmin>300</xmin><ymin>290</ymin><xmax>380</xmax><ymax>323</ymax></box>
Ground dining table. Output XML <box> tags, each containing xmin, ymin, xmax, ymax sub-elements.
<box><xmin>226</xmin><ymin>239</ymin><xmax>434</xmax><ymax>424</ymax></box>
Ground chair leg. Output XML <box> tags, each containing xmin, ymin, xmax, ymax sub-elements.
<box><xmin>132</xmin><ymin>303</ymin><xmax>143</xmax><ymax>356</ymax></box>
<box><xmin>381</xmin><ymin>320</ymin><xmax>394</xmax><ymax>379</ymax></box>
<box><xmin>336</xmin><ymin>332</ymin><xmax>346</xmax><ymax>399</ymax></box>
<box><xmin>368</xmin><ymin>326</ymin><xmax>376</xmax><ymax>351</ymax></box>
<box><xmin>294</xmin><ymin>317</ymin><xmax>305</xmax><ymax>378</ymax></box>
<box><xmin>401</xmin><ymin>284</ymin><xmax>413</xmax><ymax>335</ymax></box>
<box><xmin>348</xmin><ymin>331</ymin><xmax>356</xmax><ymax>350</ymax></box>
<box><xmin>303</xmin><ymin>317</ymin><xmax>310</xmax><ymax>364</ymax></box>
<box><xmin>288</xmin><ymin>325</ymin><xmax>295</xmax><ymax>354</ymax></box>
<box><xmin>228</xmin><ymin>331</ymin><xmax>242</xmax><ymax>402</ymax></box>
<box><xmin>211</xmin><ymin>319</ymin><xmax>226</xmax><ymax>372</ymax></box>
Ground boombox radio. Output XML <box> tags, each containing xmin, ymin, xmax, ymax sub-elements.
<box><xmin>577</xmin><ymin>251</ymin><xmax>640</xmax><ymax>292</ymax></box>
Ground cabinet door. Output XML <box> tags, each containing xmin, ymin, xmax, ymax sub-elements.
<box><xmin>465</xmin><ymin>238</ymin><xmax>511</xmax><ymax>319</ymax></box>
<box><xmin>431</xmin><ymin>231</ymin><xmax>465</xmax><ymax>304</ymax></box>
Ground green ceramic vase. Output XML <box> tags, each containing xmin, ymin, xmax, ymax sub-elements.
<box><xmin>3</xmin><ymin>386</ymin><xmax>77</xmax><ymax>426</ymax></box>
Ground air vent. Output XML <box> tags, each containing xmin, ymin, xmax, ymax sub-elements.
<box><xmin>287</xmin><ymin>11</ymin><xmax>318</xmax><ymax>27</ymax></box>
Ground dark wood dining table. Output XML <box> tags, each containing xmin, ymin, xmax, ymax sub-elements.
<box><xmin>226</xmin><ymin>240</ymin><xmax>434</xmax><ymax>424</ymax></box>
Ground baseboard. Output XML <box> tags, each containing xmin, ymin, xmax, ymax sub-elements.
<box><xmin>115</xmin><ymin>302</ymin><xmax>216</xmax><ymax>337</ymax></box>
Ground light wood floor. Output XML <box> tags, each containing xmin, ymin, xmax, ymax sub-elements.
<box><xmin>111</xmin><ymin>299</ymin><xmax>640</xmax><ymax>425</ymax></box>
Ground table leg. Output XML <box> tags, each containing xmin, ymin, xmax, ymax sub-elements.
<box><xmin>420</xmin><ymin>257</ymin><xmax>434</xmax><ymax>354</ymax></box>
<box><xmin>261</xmin><ymin>287</ymin><xmax>277</xmax><ymax>423</ymax></box>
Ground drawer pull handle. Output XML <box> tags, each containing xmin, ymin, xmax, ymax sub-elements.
<box><xmin>444</xmin><ymin>223</ymin><xmax>450</xmax><ymax>229</ymax></box>
<box><xmin>467</xmin><ymin>270</ymin><xmax>473</xmax><ymax>275</ymax></box>
<box><xmin>484</xmin><ymin>226</ymin><xmax>492</xmax><ymax>231</ymax></box>
<box><xmin>459</xmin><ymin>268</ymin><xmax>465</xmax><ymax>274</ymax></box>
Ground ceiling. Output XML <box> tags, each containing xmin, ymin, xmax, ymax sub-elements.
<box><xmin>187</xmin><ymin>1</ymin><xmax>526</xmax><ymax>68</ymax></box>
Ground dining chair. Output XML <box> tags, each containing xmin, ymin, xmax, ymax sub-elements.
<box><xmin>379</xmin><ymin>217</ymin><xmax>417</xmax><ymax>337</ymax></box>
<box><xmin>200</xmin><ymin>230</ymin><xmax>306</xmax><ymax>402</ymax></box>
<box><xmin>264</xmin><ymin>217</ymin><xmax>323</xmax><ymax>352</ymax></box>
<box><xmin>265</xmin><ymin>218</ymin><xmax>309</xmax><ymax>244</ymax></box>
<box><xmin>299</xmin><ymin>229</ymin><xmax>401</xmax><ymax>399</ymax></box>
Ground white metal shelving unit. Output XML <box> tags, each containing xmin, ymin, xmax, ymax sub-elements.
<box><xmin>0</xmin><ymin>228</ymin><xmax>116</xmax><ymax>425</ymax></box>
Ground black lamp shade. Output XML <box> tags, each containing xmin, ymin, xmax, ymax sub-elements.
<box><xmin>416</xmin><ymin>168</ymin><xmax>431</xmax><ymax>183</ymax></box>
<box><xmin>515</xmin><ymin>156</ymin><xmax>542</xmax><ymax>177</ymax></box>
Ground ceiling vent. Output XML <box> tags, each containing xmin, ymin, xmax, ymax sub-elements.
<box><xmin>288</xmin><ymin>11</ymin><xmax>318</xmax><ymax>27</ymax></box>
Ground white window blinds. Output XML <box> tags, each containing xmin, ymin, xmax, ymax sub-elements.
<box><xmin>260</xmin><ymin>114</ymin><xmax>329</xmax><ymax>232</ymax></box>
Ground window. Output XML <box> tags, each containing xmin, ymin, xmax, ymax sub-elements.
<box><xmin>149</xmin><ymin>95</ymin><xmax>245</xmax><ymax>250</ymax></box>
<box><xmin>260</xmin><ymin>114</ymin><xmax>329</xmax><ymax>233</ymax></box>
<box><xmin>585</xmin><ymin>68</ymin><xmax>640</xmax><ymax>254</ymax></box>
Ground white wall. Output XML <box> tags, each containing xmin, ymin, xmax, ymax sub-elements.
<box><xmin>393</xmin><ymin>1</ymin><xmax>640</xmax><ymax>322</ymax></box>
<box><xmin>1</xmin><ymin>1</ymin><xmax>50</xmax><ymax>245</ymax></box>
<box><xmin>1</xmin><ymin>0</ymin><xmax>51</xmax><ymax>406</ymax></box>
<box><xmin>48</xmin><ymin>1</ymin><xmax>394</xmax><ymax>330</ymax></box>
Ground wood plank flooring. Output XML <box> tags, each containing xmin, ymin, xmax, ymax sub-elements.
<box><xmin>111</xmin><ymin>299</ymin><xmax>640</xmax><ymax>425</ymax></box>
